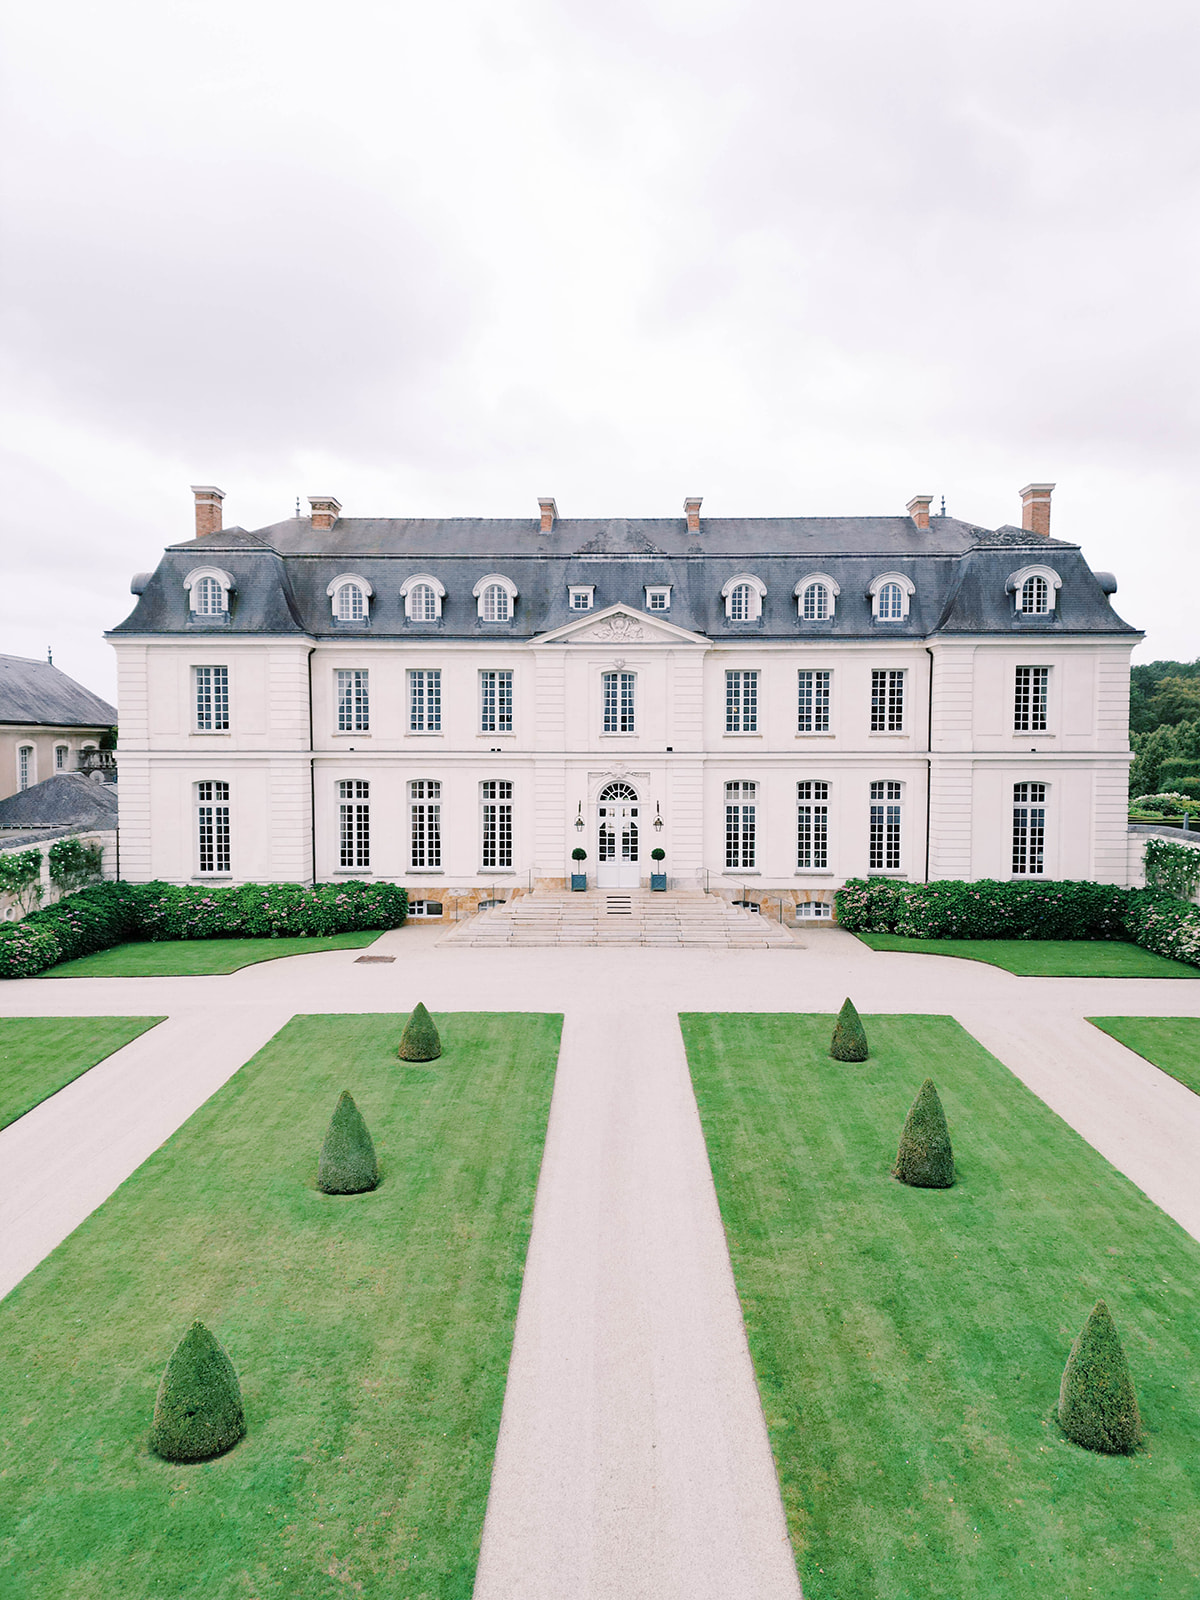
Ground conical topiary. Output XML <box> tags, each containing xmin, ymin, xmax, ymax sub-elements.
<box><xmin>317</xmin><ymin>1090</ymin><xmax>379</xmax><ymax>1195</ymax></box>
<box><xmin>150</xmin><ymin>1320</ymin><xmax>245</xmax><ymax>1462</ymax></box>
<box><xmin>829</xmin><ymin>997</ymin><xmax>868</xmax><ymax>1061</ymax></box>
<box><xmin>398</xmin><ymin>1001</ymin><xmax>441</xmax><ymax>1061</ymax></box>
<box><xmin>1058</xmin><ymin>1299</ymin><xmax>1142</xmax><ymax>1454</ymax></box>
<box><xmin>893</xmin><ymin>1078</ymin><xmax>954</xmax><ymax>1188</ymax></box>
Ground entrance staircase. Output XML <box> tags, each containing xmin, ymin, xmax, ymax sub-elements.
<box><xmin>440</xmin><ymin>888</ymin><xmax>799</xmax><ymax>949</ymax></box>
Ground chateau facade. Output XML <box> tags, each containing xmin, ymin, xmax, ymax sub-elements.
<box><xmin>109</xmin><ymin>484</ymin><xmax>1140</xmax><ymax>918</ymax></box>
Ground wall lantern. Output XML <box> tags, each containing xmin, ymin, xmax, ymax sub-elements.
<box><xmin>653</xmin><ymin>802</ymin><xmax>664</xmax><ymax>832</ymax></box>
<box><xmin>574</xmin><ymin>803</ymin><xmax>585</xmax><ymax>832</ymax></box>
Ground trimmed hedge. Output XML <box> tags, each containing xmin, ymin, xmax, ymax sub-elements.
<box><xmin>830</xmin><ymin>997</ymin><xmax>869</xmax><ymax>1062</ymax></box>
<box><xmin>835</xmin><ymin>876</ymin><xmax>1200</xmax><ymax>969</ymax></box>
<box><xmin>150</xmin><ymin>1320</ymin><xmax>246</xmax><ymax>1462</ymax></box>
<box><xmin>398</xmin><ymin>1002</ymin><xmax>442</xmax><ymax>1062</ymax></box>
<box><xmin>317</xmin><ymin>1090</ymin><xmax>379</xmax><ymax>1195</ymax></box>
<box><xmin>893</xmin><ymin>1078</ymin><xmax>955</xmax><ymax>1188</ymax></box>
<box><xmin>0</xmin><ymin>880</ymin><xmax>407</xmax><ymax>979</ymax></box>
<box><xmin>1058</xmin><ymin>1299</ymin><xmax>1141</xmax><ymax>1454</ymax></box>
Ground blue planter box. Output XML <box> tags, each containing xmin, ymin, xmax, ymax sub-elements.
<box><xmin>571</xmin><ymin>874</ymin><xmax>588</xmax><ymax>891</ymax></box>
<box><xmin>650</xmin><ymin>873</ymin><xmax>667</xmax><ymax>891</ymax></box>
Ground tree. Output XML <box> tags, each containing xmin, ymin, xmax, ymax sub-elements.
<box><xmin>150</xmin><ymin>1320</ymin><xmax>245</xmax><ymax>1461</ymax></box>
<box><xmin>829</xmin><ymin>997</ymin><xmax>868</xmax><ymax>1061</ymax></box>
<box><xmin>893</xmin><ymin>1078</ymin><xmax>954</xmax><ymax>1188</ymax></box>
<box><xmin>1058</xmin><ymin>1300</ymin><xmax>1141</xmax><ymax>1454</ymax></box>
<box><xmin>398</xmin><ymin>1001</ymin><xmax>441</xmax><ymax>1061</ymax></box>
<box><xmin>317</xmin><ymin>1090</ymin><xmax>379</xmax><ymax>1194</ymax></box>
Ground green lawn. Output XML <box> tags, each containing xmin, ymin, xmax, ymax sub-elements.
<box><xmin>853</xmin><ymin>931</ymin><xmax>1200</xmax><ymax>977</ymax></box>
<box><xmin>1088</xmin><ymin>1016</ymin><xmax>1200</xmax><ymax>1098</ymax></box>
<box><xmin>681</xmin><ymin>1012</ymin><xmax>1200</xmax><ymax>1599</ymax></box>
<box><xmin>44</xmin><ymin>931</ymin><xmax>383</xmax><ymax>978</ymax></box>
<box><xmin>0</xmin><ymin>1016</ymin><xmax>164</xmax><ymax>1129</ymax></box>
<box><xmin>0</xmin><ymin>1011</ymin><xmax>561</xmax><ymax>1600</ymax></box>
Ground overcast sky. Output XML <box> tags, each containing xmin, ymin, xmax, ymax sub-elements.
<box><xmin>3</xmin><ymin>0</ymin><xmax>1197</xmax><ymax>701</ymax></box>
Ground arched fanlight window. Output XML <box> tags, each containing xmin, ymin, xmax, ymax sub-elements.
<box><xmin>400</xmin><ymin>573</ymin><xmax>446</xmax><ymax>621</ymax></box>
<box><xmin>184</xmin><ymin>567</ymin><xmax>234</xmax><ymax>616</ymax></box>
<box><xmin>1021</xmin><ymin>575</ymin><xmax>1048</xmax><ymax>613</ymax></box>
<box><xmin>795</xmin><ymin>573</ymin><xmax>840</xmax><ymax>621</ymax></box>
<box><xmin>473</xmin><ymin>574</ymin><xmax>518</xmax><ymax>622</ymax></box>
<box><xmin>721</xmin><ymin>574</ymin><xmax>767</xmax><ymax>621</ymax></box>
<box><xmin>1008</xmin><ymin>565</ymin><xmax>1061</xmax><ymax>614</ymax></box>
<box><xmin>326</xmin><ymin>573</ymin><xmax>373</xmax><ymax>623</ymax></box>
<box><xmin>598</xmin><ymin>781</ymin><xmax>638</xmax><ymax>801</ymax></box>
<box><xmin>868</xmin><ymin>572</ymin><xmax>915</xmax><ymax>621</ymax></box>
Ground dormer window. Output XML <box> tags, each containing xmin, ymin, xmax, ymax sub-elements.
<box><xmin>400</xmin><ymin>573</ymin><xmax>446</xmax><ymax>621</ymax></box>
<box><xmin>645</xmin><ymin>586</ymin><xmax>671</xmax><ymax>611</ymax></box>
<box><xmin>474</xmin><ymin>574</ymin><xmax>518</xmax><ymax>623</ymax></box>
<box><xmin>184</xmin><ymin>566</ymin><xmax>234</xmax><ymax>617</ymax></box>
<box><xmin>327</xmin><ymin>573</ymin><xmax>374</xmax><ymax>623</ymax></box>
<box><xmin>795</xmin><ymin>574</ymin><xmax>839</xmax><ymax>622</ymax></box>
<box><xmin>869</xmin><ymin>572</ymin><xmax>915</xmax><ymax>622</ymax></box>
<box><xmin>569</xmin><ymin>586</ymin><xmax>595</xmax><ymax>611</ymax></box>
<box><xmin>722</xmin><ymin>575</ymin><xmax>766</xmax><ymax>622</ymax></box>
<box><xmin>1022</xmin><ymin>576</ymin><xmax>1048</xmax><ymax>613</ymax></box>
<box><xmin>1008</xmin><ymin>564</ymin><xmax>1061</xmax><ymax>614</ymax></box>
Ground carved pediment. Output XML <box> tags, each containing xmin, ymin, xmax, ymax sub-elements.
<box><xmin>532</xmin><ymin>603</ymin><xmax>710</xmax><ymax>648</ymax></box>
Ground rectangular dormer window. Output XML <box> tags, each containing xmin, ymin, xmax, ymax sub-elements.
<box><xmin>569</xmin><ymin>587</ymin><xmax>594</xmax><ymax>611</ymax></box>
<box><xmin>646</xmin><ymin>587</ymin><xmax>671</xmax><ymax>611</ymax></box>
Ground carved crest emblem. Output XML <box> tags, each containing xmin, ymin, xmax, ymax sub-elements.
<box><xmin>588</xmin><ymin>614</ymin><xmax>645</xmax><ymax>642</ymax></box>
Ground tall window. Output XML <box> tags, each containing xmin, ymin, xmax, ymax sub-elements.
<box><xmin>338</xmin><ymin>780</ymin><xmax>370</xmax><ymax>869</ymax></box>
<box><xmin>55</xmin><ymin>744</ymin><xmax>68</xmax><ymax>771</ymax></box>
<box><xmin>335</xmin><ymin>582</ymin><xmax>366</xmax><ymax>622</ymax></box>
<box><xmin>802</xmin><ymin>582</ymin><xmax>830</xmax><ymax>621</ymax></box>
<box><xmin>17</xmin><ymin>746</ymin><xmax>33</xmax><ymax>790</ymax></box>
<box><xmin>728</xmin><ymin>583</ymin><xmax>753</xmax><ymax>621</ymax></box>
<box><xmin>725</xmin><ymin>670</ymin><xmax>759</xmax><ymax>733</ymax></box>
<box><xmin>798</xmin><ymin>670</ymin><xmax>831</xmax><ymax>733</ymax></box>
<box><xmin>482</xmin><ymin>583</ymin><xmax>511</xmax><ymax>622</ymax></box>
<box><xmin>602</xmin><ymin>671</ymin><xmax>636</xmax><ymax>733</ymax></box>
<box><xmin>409</xmin><ymin>669</ymin><xmax>441</xmax><ymax>733</ymax></box>
<box><xmin>194</xmin><ymin>575</ymin><xmax>225</xmax><ymax>615</ymax></box>
<box><xmin>336</xmin><ymin>669</ymin><xmax>369</xmax><ymax>732</ymax></box>
<box><xmin>197</xmin><ymin>780</ymin><xmax>231</xmax><ymax>874</ymax></box>
<box><xmin>194</xmin><ymin>665</ymin><xmax>229</xmax><ymax>731</ymax></box>
<box><xmin>870</xmin><ymin>669</ymin><xmax>905</xmax><ymax>732</ymax></box>
<box><xmin>725</xmin><ymin>781</ymin><xmax>757</xmax><ymax>869</ymax></box>
<box><xmin>481</xmin><ymin>780</ymin><xmax>514</xmax><ymax>868</ymax></box>
<box><xmin>877</xmin><ymin>582</ymin><xmax>905</xmax><ymax>620</ymax></box>
<box><xmin>1012</xmin><ymin>782</ymin><xmax>1046</xmax><ymax>875</ymax></box>
<box><xmin>409</xmin><ymin>583</ymin><xmax>437</xmax><ymax>621</ymax></box>
<box><xmin>869</xmin><ymin>780</ymin><xmax>902</xmax><ymax>870</ymax></box>
<box><xmin>480</xmin><ymin>670</ymin><xmax>513</xmax><ymax>734</ymax></box>
<box><xmin>410</xmin><ymin>780</ymin><xmax>442</xmax><ymax>868</ymax></box>
<box><xmin>1021</xmin><ymin>575</ymin><xmax>1049</xmax><ymax>614</ymax></box>
<box><xmin>797</xmin><ymin>781</ymin><xmax>830</xmax><ymax>869</ymax></box>
<box><xmin>1014</xmin><ymin>667</ymin><xmax>1049</xmax><ymax>733</ymax></box>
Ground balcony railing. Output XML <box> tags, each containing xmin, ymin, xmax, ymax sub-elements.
<box><xmin>77</xmin><ymin>749</ymin><xmax>117</xmax><ymax>781</ymax></box>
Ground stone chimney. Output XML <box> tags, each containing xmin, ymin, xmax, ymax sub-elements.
<box><xmin>1020</xmin><ymin>482</ymin><xmax>1055</xmax><ymax>538</ymax></box>
<box><xmin>538</xmin><ymin>497</ymin><xmax>558</xmax><ymax>532</ymax></box>
<box><xmin>191</xmin><ymin>486</ymin><xmax>225</xmax><ymax>539</ymax></box>
<box><xmin>906</xmin><ymin>494</ymin><xmax>933</xmax><ymax>530</ymax></box>
<box><xmin>684</xmin><ymin>496</ymin><xmax>702</xmax><ymax>533</ymax></box>
<box><xmin>308</xmin><ymin>496</ymin><xmax>342</xmax><ymax>532</ymax></box>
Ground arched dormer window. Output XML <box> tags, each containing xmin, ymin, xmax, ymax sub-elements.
<box><xmin>326</xmin><ymin>573</ymin><xmax>374</xmax><ymax>623</ymax></box>
<box><xmin>868</xmin><ymin>572</ymin><xmax>915</xmax><ymax>622</ymax></box>
<box><xmin>795</xmin><ymin>573</ymin><xmax>840</xmax><ymax>621</ymax></box>
<box><xmin>1007</xmin><ymin>564</ymin><xmax>1061</xmax><ymax>614</ymax></box>
<box><xmin>400</xmin><ymin>573</ymin><xmax>446</xmax><ymax>621</ymax></box>
<box><xmin>184</xmin><ymin>567</ymin><xmax>233</xmax><ymax>617</ymax></box>
<box><xmin>473</xmin><ymin>574</ymin><xmax>518</xmax><ymax>623</ymax></box>
<box><xmin>721</xmin><ymin>574</ymin><xmax>766</xmax><ymax>622</ymax></box>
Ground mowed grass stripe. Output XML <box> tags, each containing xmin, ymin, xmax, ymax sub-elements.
<box><xmin>0</xmin><ymin>1011</ymin><xmax>561</xmax><ymax>1600</ymax></box>
<box><xmin>1089</xmin><ymin>1015</ymin><xmax>1200</xmax><ymax>1097</ymax></box>
<box><xmin>681</xmin><ymin>1013</ymin><xmax>1200</xmax><ymax>1599</ymax></box>
<box><xmin>852</xmin><ymin>933</ymin><xmax>1200</xmax><ymax>977</ymax></box>
<box><xmin>0</xmin><ymin>1015</ymin><xmax>164</xmax><ymax>1129</ymax></box>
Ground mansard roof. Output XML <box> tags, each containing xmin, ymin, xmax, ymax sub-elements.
<box><xmin>0</xmin><ymin>655</ymin><xmax>117</xmax><ymax>727</ymax></box>
<box><xmin>109</xmin><ymin>510</ymin><xmax>1139</xmax><ymax>641</ymax></box>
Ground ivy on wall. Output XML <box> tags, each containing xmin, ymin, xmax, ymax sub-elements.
<box><xmin>1143</xmin><ymin>837</ymin><xmax>1200</xmax><ymax>902</ymax></box>
<box><xmin>0</xmin><ymin>849</ymin><xmax>44</xmax><ymax>916</ymax></box>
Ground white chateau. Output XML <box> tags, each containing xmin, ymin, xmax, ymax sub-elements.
<box><xmin>109</xmin><ymin>484</ymin><xmax>1140</xmax><ymax>919</ymax></box>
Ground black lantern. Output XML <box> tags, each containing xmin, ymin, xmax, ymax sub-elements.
<box><xmin>653</xmin><ymin>802</ymin><xmax>664</xmax><ymax>832</ymax></box>
<box><xmin>574</xmin><ymin>802</ymin><xmax>584</xmax><ymax>832</ymax></box>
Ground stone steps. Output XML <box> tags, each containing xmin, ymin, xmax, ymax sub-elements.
<box><xmin>441</xmin><ymin>889</ymin><xmax>799</xmax><ymax>949</ymax></box>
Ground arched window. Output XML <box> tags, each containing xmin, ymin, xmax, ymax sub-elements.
<box><xmin>869</xmin><ymin>572</ymin><xmax>914</xmax><ymax>621</ymax></box>
<box><xmin>795</xmin><ymin>574</ymin><xmax>839</xmax><ymax>622</ymax></box>
<box><xmin>721</xmin><ymin>574</ymin><xmax>766</xmax><ymax>621</ymax></box>
<box><xmin>1022</xmin><ymin>575</ymin><xmax>1048</xmax><ymax>613</ymax></box>
<box><xmin>336</xmin><ymin>583</ymin><xmax>365</xmax><ymax>621</ymax></box>
<box><xmin>400</xmin><ymin>573</ymin><xmax>445</xmax><ymax>621</ymax></box>
<box><xmin>878</xmin><ymin>583</ymin><xmax>903</xmax><ymax>619</ymax></box>
<box><xmin>195</xmin><ymin>576</ymin><xmax>223</xmax><ymax>614</ymax></box>
<box><xmin>730</xmin><ymin>583</ymin><xmax>752</xmax><ymax>621</ymax></box>
<box><xmin>724</xmin><ymin>781</ymin><xmax>757</xmax><ymax>869</ymax></box>
<box><xmin>1008</xmin><ymin>564</ymin><xmax>1061</xmax><ymax>614</ymax></box>
<box><xmin>184</xmin><ymin>567</ymin><xmax>233</xmax><ymax>616</ymax></box>
<box><xmin>55</xmin><ymin>744</ymin><xmax>69</xmax><ymax>771</ymax></box>
<box><xmin>17</xmin><ymin>746</ymin><xmax>33</xmax><ymax>790</ymax></box>
<box><xmin>473</xmin><ymin>574</ymin><xmax>518</xmax><ymax>622</ymax></box>
<box><xmin>598</xmin><ymin>781</ymin><xmax>638</xmax><ymax>802</ymax></box>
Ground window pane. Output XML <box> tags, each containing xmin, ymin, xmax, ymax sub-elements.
<box><xmin>409</xmin><ymin>669</ymin><xmax>440</xmax><ymax>732</ymax></box>
<box><xmin>481</xmin><ymin>779</ymin><xmax>514</xmax><ymax>868</ymax></box>
<box><xmin>410</xmin><ymin>780</ymin><xmax>442</xmax><ymax>867</ymax></box>
<box><xmin>725</xmin><ymin>670</ymin><xmax>758</xmax><ymax>733</ymax></box>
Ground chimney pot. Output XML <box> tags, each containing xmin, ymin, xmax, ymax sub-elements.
<box><xmin>684</xmin><ymin>496</ymin><xmax>703</xmax><ymax>533</ymax></box>
<box><xmin>538</xmin><ymin>497</ymin><xmax>558</xmax><ymax>532</ymax></box>
<box><xmin>1019</xmin><ymin>482</ymin><xmax>1055</xmax><ymax>538</ymax></box>
<box><xmin>191</xmin><ymin>485</ymin><xmax>225</xmax><ymax>539</ymax></box>
<box><xmin>906</xmin><ymin>494</ymin><xmax>933</xmax><ymax>531</ymax></box>
<box><xmin>308</xmin><ymin>495</ymin><xmax>342</xmax><ymax>532</ymax></box>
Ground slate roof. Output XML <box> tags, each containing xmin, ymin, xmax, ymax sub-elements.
<box><xmin>0</xmin><ymin>773</ymin><xmax>118</xmax><ymax>830</ymax></box>
<box><xmin>0</xmin><ymin>655</ymin><xmax>117</xmax><ymax>726</ymax></box>
<box><xmin>109</xmin><ymin>511</ymin><xmax>1140</xmax><ymax>641</ymax></box>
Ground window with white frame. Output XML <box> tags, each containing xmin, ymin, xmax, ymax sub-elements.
<box><xmin>869</xmin><ymin>572</ymin><xmax>914</xmax><ymax>622</ymax></box>
<box><xmin>878</xmin><ymin>582</ymin><xmax>904</xmax><ymax>620</ymax></box>
<box><xmin>602</xmin><ymin>671</ymin><xmax>636</xmax><ymax>733</ymax></box>
<box><xmin>17</xmin><ymin>745</ymin><xmax>33</xmax><ymax>790</ymax></box>
<box><xmin>796</xmin><ymin>780</ymin><xmax>830</xmax><ymax>869</ymax></box>
<box><xmin>336</xmin><ymin>668</ymin><xmax>369</xmax><ymax>732</ymax></box>
<box><xmin>480</xmin><ymin>669</ymin><xmax>513</xmax><ymax>733</ymax></box>
<box><xmin>333</xmin><ymin>582</ymin><xmax>367</xmax><ymax>622</ymax></box>
<box><xmin>474</xmin><ymin>575</ymin><xmax>518</xmax><ymax>623</ymax></box>
<box><xmin>185</xmin><ymin>568</ymin><xmax>233</xmax><ymax>616</ymax></box>
<box><xmin>725</xmin><ymin>670</ymin><xmax>759</xmax><ymax>733</ymax></box>
<box><xmin>803</xmin><ymin>583</ymin><xmax>828</xmax><ymax>619</ymax></box>
<box><xmin>795</xmin><ymin>900</ymin><xmax>833</xmax><ymax>919</ymax></box>
<box><xmin>408</xmin><ymin>898</ymin><xmax>444</xmax><ymax>918</ymax></box>
<box><xmin>725</xmin><ymin>781</ymin><xmax>757</xmax><ymax>869</ymax></box>
<box><xmin>646</xmin><ymin>586</ymin><xmax>670</xmax><ymax>611</ymax></box>
<box><xmin>338</xmin><ymin>779</ymin><xmax>370</xmax><ymax>869</ymax></box>
<box><xmin>196</xmin><ymin>780</ymin><xmax>231</xmax><ymax>874</ymax></box>
<box><xmin>1012</xmin><ymin>781</ymin><xmax>1046</xmax><ymax>875</ymax></box>
<box><xmin>409</xmin><ymin>779</ymin><xmax>442</xmax><ymax>868</ymax></box>
<box><xmin>1021</xmin><ymin>575</ymin><xmax>1049</xmax><ymax>614</ymax></box>
<box><xmin>569</xmin><ymin>586</ymin><xmax>594</xmax><ymax>611</ymax></box>
<box><xmin>194</xmin><ymin>665</ymin><xmax>229</xmax><ymax>732</ymax></box>
<box><xmin>400</xmin><ymin>573</ymin><xmax>445</xmax><ymax>621</ymax></box>
<box><xmin>55</xmin><ymin>744</ymin><xmax>68</xmax><ymax>771</ymax></box>
<box><xmin>870</xmin><ymin>669</ymin><xmax>905</xmax><ymax>732</ymax></box>
<box><xmin>408</xmin><ymin>669</ymin><xmax>441</xmax><ymax>733</ymax></box>
<box><xmin>1009</xmin><ymin>565</ymin><xmax>1060</xmax><ymax>614</ymax></box>
<box><xmin>722</xmin><ymin>574</ymin><xmax>765</xmax><ymax>621</ymax></box>
<box><xmin>798</xmin><ymin>669</ymin><xmax>831</xmax><ymax>733</ymax></box>
<box><xmin>1014</xmin><ymin>666</ymin><xmax>1049</xmax><ymax>733</ymax></box>
<box><xmin>481</xmin><ymin>779</ymin><xmax>514</xmax><ymax>868</ymax></box>
<box><xmin>869</xmin><ymin>780</ymin><xmax>902</xmax><ymax>870</ymax></box>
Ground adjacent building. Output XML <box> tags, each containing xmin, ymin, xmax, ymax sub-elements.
<box><xmin>108</xmin><ymin>483</ymin><xmax>1140</xmax><ymax>917</ymax></box>
<box><xmin>0</xmin><ymin>655</ymin><xmax>117</xmax><ymax>802</ymax></box>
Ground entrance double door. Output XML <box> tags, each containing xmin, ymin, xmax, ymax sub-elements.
<box><xmin>597</xmin><ymin>786</ymin><xmax>639</xmax><ymax>888</ymax></box>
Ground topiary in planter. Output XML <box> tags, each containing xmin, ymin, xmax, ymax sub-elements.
<box><xmin>893</xmin><ymin>1078</ymin><xmax>954</xmax><ymax>1187</ymax></box>
<box><xmin>150</xmin><ymin>1320</ymin><xmax>245</xmax><ymax>1462</ymax></box>
<box><xmin>317</xmin><ymin>1090</ymin><xmax>378</xmax><ymax>1194</ymax></box>
<box><xmin>398</xmin><ymin>1001</ymin><xmax>441</xmax><ymax>1061</ymax></box>
<box><xmin>829</xmin><ymin>997</ymin><xmax>868</xmax><ymax>1061</ymax></box>
<box><xmin>1058</xmin><ymin>1299</ymin><xmax>1142</xmax><ymax>1454</ymax></box>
